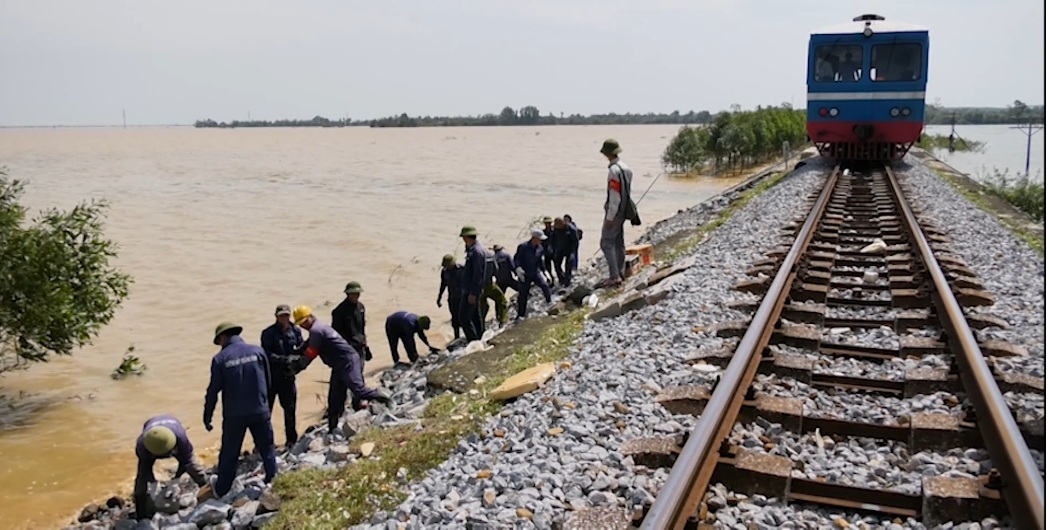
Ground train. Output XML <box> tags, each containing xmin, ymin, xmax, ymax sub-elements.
<box><xmin>806</xmin><ymin>14</ymin><xmax>929</xmax><ymax>160</ymax></box>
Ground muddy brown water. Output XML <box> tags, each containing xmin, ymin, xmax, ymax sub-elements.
<box><xmin>0</xmin><ymin>124</ymin><xmax>745</xmax><ymax>528</ymax></box>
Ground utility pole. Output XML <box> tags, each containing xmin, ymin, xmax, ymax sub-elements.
<box><xmin>122</xmin><ymin>109</ymin><xmax>127</xmax><ymax>129</ymax></box>
<box><xmin>948</xmin><ymin>114</ymin><xmax>956</xmax><ymax>153</ymax></box>
<box><xmin>1010</xmin><ymin>119</ymin><xmax>1044</xmax><ymax>177</ymax></box>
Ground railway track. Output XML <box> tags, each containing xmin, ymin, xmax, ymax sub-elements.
<box><xmin>568</xmin><ymin>164</ymin><xmax>1045</xmax><ymax>529</ymax></box>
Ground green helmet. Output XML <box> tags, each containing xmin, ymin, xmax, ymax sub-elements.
<box><xmin>441</xmin><ymin>254</ymin><xmax>455</xmax><ymax>266</ymax></box>
<box><xmin>542</xmin><ymin>216</ymin><xmax>553</xmax><ymax>223</ymax></box>
<box><xmin>143</xmin><ymin>426</ymin><xmax>176</xmax><ymax>456</ymax></box>
<box><xmin>213</xmin><ymin>321</ymin><xmax>243</xmax><ymax>345</ymax></box>
<box><xmin>418</xmin><ymin>315</ymin><xmax>431</xmax><ymax>330</ymax></box>
<box><xmin>600</xmin><ymin>138</ymin><xmax>623</xmax><ymax>155</ymax></box>
<box><xmin>344</xmin><ymin>281</ymin><xmax>363</xmax><ymax>294</ymax></box>
<box><xmin>459</xmin><ymin>226</ymin><xmax>478</xmax><ymax>237</ymax></box>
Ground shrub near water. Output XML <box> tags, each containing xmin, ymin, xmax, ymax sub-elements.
<box><xmin>979</xmin><ymin>168</ymin><xmax>1046</xmax><ymax>221</ymax></box>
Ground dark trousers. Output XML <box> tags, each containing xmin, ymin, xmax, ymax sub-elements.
<box><xmin>459</xmin><ymin>296</ymin><xmax>482</xmax><ymax>341</ymax></box>
<box><xmin>447</xmin><ymin>297</ymin><xmax>462</xmax><ymax>339</ymax></box>
<box><xmin>267</xmin><ymin>373</ymin><xmax>298</xmax><ymax>445</ymax></box>
<box><xmin>554</xmin><ymin>251</ymin><xmax>575</xmax><ymax>287</ymax></box>
<box><xmin>497</xmin><ymin>279</ymin><xmax>517</xmax><ymax>295</ymax></box>
<box><xmin>216</xmin><ymin>414</ymin><xmax>277</xmax><ymax>497</ymax></box>
<box><xmin>328</xmin><ymin>357</ymin><xmax>379</xmax><ymax>432</ymax></box>
<box><xmin>385</xmin><ymin>323</ymin><xmax>419</xmax><ymax>364</ymax></box>
<box><xmin>517</xmin><ymin>274</ymin><xmax>552</xmax><ymax>318</ymax></box>
<box><xmin>542</xmin><ymin>253</ymin><xmax>554</xmax><ymax>278</ymax></box>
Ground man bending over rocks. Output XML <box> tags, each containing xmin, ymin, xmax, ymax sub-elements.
<box><xmin>291</xmin><ymin>305</ymin><xmax>394</xmax><ymax>434</ymax></box>
<box><xmin>133</xmin><ymin>415</ymin><xmax>210</xmax><ymax>520</ymax></box>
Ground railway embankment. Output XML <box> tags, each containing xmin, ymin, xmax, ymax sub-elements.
<box><xmin>65</xmin><ymin>149</ymin><xmax>1044</xmax><ymax>530</ymax></box>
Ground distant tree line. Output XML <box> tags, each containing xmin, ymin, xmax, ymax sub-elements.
<box><xmin>194</xmin><ymin>106</ymin><xmax>718</xmax><ymax>128</ymax></box>
<box><xmin>193</xmin><ymin>101</ymin><xmax>1046</xmax><ymax>129</ymax></box>
<box><xmin>661</xmin><ymin>105</ymin><xmax>808</xmax><ymax>174</ymax></box>
<box><xmin>925</xmin><ymin>100</ymin><xmax>1045</xmax><ymax>125</ymax></box>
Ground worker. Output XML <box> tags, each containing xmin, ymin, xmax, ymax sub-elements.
<box><xmin>290</xmin><ymin>306</ymin><xmax>393</xmax><ymax>434</ymax></box>
<box><xmin>492</xmin><ymin>244</ymin><xmax>517</xmax><ymax>294</ymax></box>
<box><xmin>479</xmin><ymin>247</ymin><xmax>509</xmax><ymax>329</ymax></box>
<box><xmin>514</xmin><ymin>230</ymin><xmax>552</xmax><ymax>319</ymax></box>
<box><xmin>437</xmin><ymin>254</ymin><xmax>464</xmax><ymax>340</ymax></box>
<box><xmin>563</xmin><ymin>214</ymin><xmax>582</xmax><ymax>270</ymax></box>
<box><xmin>203</xmin><ymin>322</ymin><xmax>278</xmax><ymax>497</ymax></box>
<box><xmin>541</xmin><ymin>216</ymin><xmax>555</xmax><ymax>282</ymax></box>
<box><xmin>385</xmin><ymin>311</ymin><xmax>440</xmax><ymax>366</ymax></box>
<box><xmin>551</xmin><ymin>217</ymin><xmax>580</xmax><ymax>287</ymax></box>
<box><xmin>332</xmin><ymin>282</ymin><xmax>369</xmax><ymax>360</ymax></box>
<box><xmin>458</xmin><ymin>225</ymin><xmax>486</xmax><ymax>341</ymax></box>
<box><xmin>133</xmin><ymin>415</ymin><xmax>209</xmax><ymax>520</ymax></box>
<box><xmin>599</xmin><ymin>138</ymin><xmax>634</xmax><ymax>288</ymax></box>
<box><xmin>260</xmin><ymin>305</ymin><xmax>304</xmax><ymax>447</ymax></box>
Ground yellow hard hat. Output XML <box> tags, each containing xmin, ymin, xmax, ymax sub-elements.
<box><xmin>292</xmin><ymin>305</ymin><xmax>313</xmax><ymax>326</ymax></box>
<box><xmin>143</xmin><ymin>426</ymin><xmax>176</xmax><ymax>456</ymax></box>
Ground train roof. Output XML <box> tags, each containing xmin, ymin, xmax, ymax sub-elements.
<box><xmin>813</xmin><ymin>14</ymin><xmax>927</xmax><ymax>36</ymax></box>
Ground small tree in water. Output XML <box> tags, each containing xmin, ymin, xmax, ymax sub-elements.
<box><xmin>0</xmin><ymin>169</ymin><xmax>132</xmax><ymax>373</ymax></box>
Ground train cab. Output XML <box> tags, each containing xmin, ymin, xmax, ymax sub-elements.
<box><xmin>806</xmin><ymin>14</ymin><xmax>930</xmax><ymax>160</ymax></box>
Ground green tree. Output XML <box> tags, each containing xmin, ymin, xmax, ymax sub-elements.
<box><xmin>0</xmin><ymin>170</ymin><xmax>132</xmax><ymax>373</ymax></box>
<box><xmin>499</xmin><ymin>106</ymin><xmax>518</xmax><ymax>125</ymax></box>
<box><xmin>518</xmin><ymin>106</ymin><xmax>540</xmax><ymax>124</ymax></box>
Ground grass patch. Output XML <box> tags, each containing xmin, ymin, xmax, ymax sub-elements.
<box><xmin>933</xmin><ymin>168</ymin><xmax>1045</xmax><ymax>255</ymax></box>
<box><xmin>266</xmin><ymin>309</ymin><xmax>588</xmax><ymax>529</ymax></box>
<box><xmin>662</xmin><ymin>171</ymin><xmax>786</xmax><ymax>262</ymax></box>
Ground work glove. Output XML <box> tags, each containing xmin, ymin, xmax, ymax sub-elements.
<box><xmin>290</xmin><ymin>356</ymin><xmax>311</xmax><ymax>374</ymax></box>
<box><xmin>515</xmin><ymin>267</ymin><xmax>526</xmax><ymax>280</ymax></box>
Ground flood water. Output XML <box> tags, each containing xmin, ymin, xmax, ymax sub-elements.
<box><xmin>924</xmin><ymin>124</ymin><xmax>1046</xmax><ymax>183</ymax></box>
<box><xmin>0</xmin><ymin>124</ymin><xmax>748</xmax><ymax>528</ymax></box>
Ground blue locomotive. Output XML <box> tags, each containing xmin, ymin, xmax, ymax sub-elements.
<box><xmin>806</xmin><ymin>14</ymin><xmax>929</xmax><ymax>160</ymax></box>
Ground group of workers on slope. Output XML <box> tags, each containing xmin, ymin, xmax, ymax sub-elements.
<box><xmin>129</xmin><ymin>138</ymin><xmax>636</xmax><ymax>521</ymax></box>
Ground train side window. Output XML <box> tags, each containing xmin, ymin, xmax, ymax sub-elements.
<box><xmin>813</xmin><ymin>45</ymin><xmax>862</xmax><ymax>82</ymax></box>
<box><xmin>870</xmin><ymin>43</ymin><xmax>922</xmax><ymax>81</ymax></box>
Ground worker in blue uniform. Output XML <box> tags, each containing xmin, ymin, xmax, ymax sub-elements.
<box><xmin>260</xmin><ymin>304</ymin><xmax>304</xmax><ymax>447</ymax></box>
<box><xmin>493</xmin><ymin>244</ymin><xmax>517</xmax><ymax>294</ymax></box>
<box><xmin>203</xmin><ymin>322</ymin><xmax>278</xmax><ymax>497</ymax></box>
<box><xmin>437</xmin><ymin>254</ymin><xmax>464</xmax><ymax>340</ymax></box>
<box><xmin>133</xmin><ymin>415</ymin><xmax>210</xmax><ymax>520</ymax></box>
<box><xmin>385</xmin><ymin>311</ymin><xmax>439</xmax><ymax>366</ymax></box>
<box><xmin>458</xmin><ymin>226</ymin><xmax>487</xmax><ymax>341</ymax></box>
<box><xmin>290</xmin><ymin>306</ymin><xmax>394</xmax><ymax>433</ymax></box>
<box><xmin>514</xmin><ymin>229</ymin><xmax>553</xmax><ymax>319</ymax></box>
<box><xmin>564</xmin><ymin>214</ymin><xmax>582</xmax><ymax>270</ymax></box>
<box><xmin>541</xmin><ymin>216</ymin><xmax>555</xmax><ymax>281</ymax></box>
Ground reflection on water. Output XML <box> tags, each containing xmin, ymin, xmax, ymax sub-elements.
<box><xmin>0</xmin><ymin>124</ymin><xmax>747</xmax><ymax>528</ymax></box>
<box><xmin>924</xmin><ymin>124</ymin><xmax>1046</xmax><ymax>183</ymax></box>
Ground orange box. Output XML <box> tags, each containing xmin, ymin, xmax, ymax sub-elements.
<box><xmin>626</xmin><ymin>244</ymin><xmax>654</xmax><ymax>266</ymax></box>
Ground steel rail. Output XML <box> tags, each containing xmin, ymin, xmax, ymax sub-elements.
<box><xmin>640</xmin><ymin>166</ymin><xmax>842</xmax><ymax>529</ymax></box>
<box><xmin>883</xmin><ymin>164</ymin><xmax>1045</xmax><ymax>530</ymax></box>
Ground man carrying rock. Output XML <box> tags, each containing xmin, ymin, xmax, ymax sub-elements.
<box><xmin>133</xmin><ymin>415</ymin><xmax>210</xmax><ymax>520</ymax></box>
<box><xmin>458</xmin><ymin>225</ymin><xmax>487</xmax><ymax>341</ymax></box>
<box><xmin>331</xmin><ymin>281</ymin><xmax>372</xmax><ymax>410</ymax></box>
<box><xmin>385</xmin><ymin>311</ymin><xmax>439</xmax><ymax>366</ymax></box>
<box><xmin>599</xmin><ymin>138</ymin><xmax>634</xmax><ymax>288</ymax></box>
<box><xmin>514</xmin><ymin>229</ymin><xmax>552</xmax><ymax>319</ymax></box>
<box><xmin>437</xmin><ymin>254</ymin><xmax>464</xmax><ymax>340</ymax></box>
<box><xmin>260</xmin><ymin>304</ymin><xmax>304</xmax><ymax>447</ymax></box>
<box><xmin>203</xmin><ymin>322</ymin><xmax>279</xmax><ymax>497</ymax></box>
<box><xmin>290</xmin><ymin>306</ymin><xmax>393</xmax><ymax>434</ymax></box>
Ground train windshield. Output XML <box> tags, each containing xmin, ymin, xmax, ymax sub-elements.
<box><xmin>813</xmin><ymin>45</ymin><xmax>863</xmax><ymax>82</ymax></box>
<box><xmin>870</xmin><ymin>43</ymin><xmax>922</xmax><ymax>81</ymax></box>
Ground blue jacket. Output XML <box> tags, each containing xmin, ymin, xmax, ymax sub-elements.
<box><xmin>260</xmin><ymin>322</ymin><xmax>304</xmax><ymax>375</ymax></box>
<box><xmin>204</xmin><ymin>336</ymin><xmax>271</xmax><ymax>423</ymax></box>
<box><xmin>135</xmin><ymin>415</ymin><xmax>195</xmax><ymax>482</ymax></box>
<box><xmin>514</xmin><ymin>241</ymin><xmax>545</xmax><ymax>278</ymax></box>
<box><xmin>494</xmin><ymin>249</ymin><xmax>516</xmax><ymax>285</ymax></box>
<box><xmin>552</xmin><ymin>225</ymin><xmax>579</xmax><ymax>255</ymax></box>
<box><xmin>385</xmin><ymin>311</ymin><xmax>430</xmax><ymax>345</ymax></box>
<box><xmin>439</xmin><ymin>264</ymin><xmax>464</xmax><ymax>302</ymax></box>
<box><xmin>462</xmin><ymin>241</ymin><xmax>487</xmax><ymax>298</ymax></box>
<box><xmin>304</xmin><ymin>320</ymin><xmax>360</xmax><ymax>369</ymax></box>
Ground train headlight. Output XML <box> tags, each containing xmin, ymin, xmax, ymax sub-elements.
<box><xmin>890</xmin><ymin>108</ymin><xmax>900</xmax><ymax>117</ymax></box>
<box><xmin>901</xmin><ymin>107</ymin><xmax>911</xmax><ymax>116</ymax></box>
<box><xmin>819</xmin><ymin>108</ymin><xmax>829</xmax><ymax>117</ymax></box>
<box><xmin>863</xmin><ymin>27</ymin><xmax>874</xmax><ymax>38</ymax></box>
<box><xmin>829</xmin><ymin>108</ymin><xmax>839</xmax><ymax>117</ymax></box>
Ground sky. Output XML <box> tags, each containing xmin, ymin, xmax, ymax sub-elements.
<box><xmin>0</xmin><ymin>0</ymin><xmax>1045</xmax><ymax>126</ymax></box>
